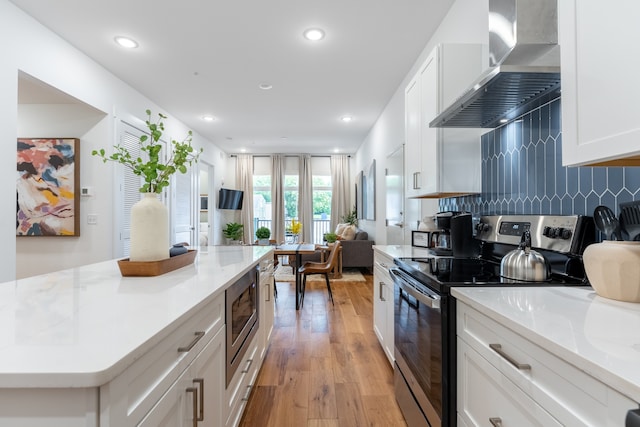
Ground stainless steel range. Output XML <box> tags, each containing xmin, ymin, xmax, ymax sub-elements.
<box><xmin>390</xmin><ymin>214</ymin><xmax>595</xmax><ymax>427</ymax></box>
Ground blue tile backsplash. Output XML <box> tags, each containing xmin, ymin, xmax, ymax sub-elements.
<box><xmin>439</xmin><ymin>98</ymin><xmax>640</xmax><ymax>219</ymax></box>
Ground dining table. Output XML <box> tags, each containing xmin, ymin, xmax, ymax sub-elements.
<box><xmin>273</xmin><ymin>243</ymin><xmax>317</xmax><ymax>309</ymax></box>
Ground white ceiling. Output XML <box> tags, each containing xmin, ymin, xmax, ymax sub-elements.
<box><xmin>11</xmin><ymin>0</ymin><xmax>454</xmax><ymax>155</ymax></box>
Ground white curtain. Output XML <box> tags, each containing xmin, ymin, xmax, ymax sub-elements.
<box><xmin>299</xmin><ymin>155</ymin><xmax>313</xmax><ymax>243</ymax></box>
<box><xmin>330</xmin><ymin>155</ymin><xmax>350</xmax><ymax>231</ymax></box>
<box><xmin>271</xmin><ymin>155</ymin><xmax>285</xmax><ymax>244</ymax></box>
<box><xmin>235</xmin><ymin>154</ymin><xmax>254</xmax><ymax>244</ymax></box>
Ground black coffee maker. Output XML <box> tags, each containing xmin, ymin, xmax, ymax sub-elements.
<box><xmin>450</xmin><ymin>212</ymin><xmax>480</xmax><ymax>258</ymax></box>
<box><xmin>433</xmin><ymin>211</ymin><xmax>480</xmax><ymax>257</ymax></box>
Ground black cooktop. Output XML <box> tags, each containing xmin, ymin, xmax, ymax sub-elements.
<box><xmin>394</xmin><ymin>256</ymin><xmax>588</xmax><ymax>294</ymax></box>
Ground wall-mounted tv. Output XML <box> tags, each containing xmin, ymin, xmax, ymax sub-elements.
<box><xmin>218</xmin><ymin>188</ymin><xmax>244</xmax><ymax>210</ymax></box>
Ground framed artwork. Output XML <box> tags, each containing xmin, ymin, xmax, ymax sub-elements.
<box><xmin>16</xmin><ymin>138</ymin><xmax>80</xmax><ymax>236</ymax></box>
<box><xmin>364</xmin><ymin>159</ymin><xmax>376</xmax><ymax>220</ymax></box>
<box><xmin>356</xmin><ymin>170</ymin><xmax>364</xmax><ymax>220</ymax></box>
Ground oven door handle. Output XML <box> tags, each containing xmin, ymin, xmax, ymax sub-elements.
<box><xmin>389</xmin><ymin>268</ymin><xmax>441</xmax><ymax>309</ymax></box>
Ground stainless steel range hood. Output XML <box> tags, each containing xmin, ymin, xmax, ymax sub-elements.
<box><xmin>430</xmin><ymin>0</ymin><xmax>560</xmax><ymax>128</ymax></box>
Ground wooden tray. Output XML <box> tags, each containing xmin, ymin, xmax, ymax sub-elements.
<box><xmin>118</xmin><ymin>250</ymin><xmax>197</xmax><ymax>277</ymax></box>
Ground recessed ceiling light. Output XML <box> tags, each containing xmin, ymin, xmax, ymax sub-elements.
<box><xmin>334</xmin><ymin>148</ymin><xmax>340</xmax><ymax>153</ymax></box>
<box><xmin>240</xmin><ymin>148</ymin><xmax>247</xmax><ymax>153</ymax></box>
<box><xmin>114</xmin><ymin>36</ymin><xmax>138</xmax><ymax>49</ymax></box>
<box><xmin>499</xmin><ymin>118</ymin><xmax>509</xmax><ymax>123</ymax></box>
<box><xmin>303</xmin><ymin>28</ymin><xmax>325</xmax><ymax>41</ymax></box>
<box><xmin>259</xmin><ymin>83</ymin><xmax>273</xmax><ymax>90</ymax></box>
<box><xmin>341</xmin><ymin>116</ymin><xmax>353</xmax><ymax>123</ymax></box>
<box><xmin>201</xmin><ymin>115</ymin><xmax>216</xmax><ymax>122</ymax></box>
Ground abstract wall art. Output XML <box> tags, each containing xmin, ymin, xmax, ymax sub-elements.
<box><xmin>16</xmin><ymin>138</ymin><xmax>80</xmax><ymax>236</ymax></box>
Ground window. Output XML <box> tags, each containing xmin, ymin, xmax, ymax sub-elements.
<box><xmin>312</xmin><ymin>175</ymin><xmax>331</xmax><ymax>243</ymax></box>
<box><xmin>253</xmin><ymin>175</ymin><xmax>271</xmax><ymax>239</ymax></box>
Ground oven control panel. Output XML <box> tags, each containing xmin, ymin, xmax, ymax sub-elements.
<box><xmin>476</xmin><ymin>215</ymin><xmax>591</xmax><ymax>254</ymax></box>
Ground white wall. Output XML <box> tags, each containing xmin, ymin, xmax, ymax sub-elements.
<box><xmin>353</xmin><ymin>0</ymin><xmax>489</xmax><ymax>245</ymax></box>
<box><xmin>2</xmin><ymin>0</ymin><xmax>229</xmax><ymax>281</ymax></box>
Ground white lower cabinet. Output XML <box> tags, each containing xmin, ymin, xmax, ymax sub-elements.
<box><xmin>138</xmin><ymin>326</ymin><xmax>225</xmax><ymax>427</ymax></box>
<box><xmin>457</xmin><ymin>302</ymin><xmax>636</xmax><ymax>426</ymax></box>
<box><xmin>458</xmin><ymin>339</ymin><xmax>561</xmax><ymax>427</ymax></box>
<box><xmin>259</xmin><ymin>256</ymin><xmax>275</xmax><ymax>361</ymax></box>
<box><xmin>225</xmin><ymin>337</ymin><xmax>260</xmax><ymax>427</ymax></box>
<box><xmin>373</xmin><ymin>251</ymin><xmax>394</xmax><ymax>365</ymax></box>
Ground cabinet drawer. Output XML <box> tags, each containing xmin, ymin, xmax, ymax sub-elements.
<box><xmin>102</xmin><ymin>292</ymin><xmax>225</xmax><ymax>426</ymax></box>
<box><xmin>374</xmin><ymin>252</ymin><xmax>394</xmax><ymax>271</ymax></box>
<box><xmin>225</xmin><ymin>335</ymin><xmax>259</xmax><ymax>427</ymax></box>
<box><xmin>458</xmin><ymin>303</ymin><xmax>636</xmax><ymax>426</ymax></box>
<box><xmin>458</xmin><ymin>338</ymin><xmax>562</xmax><ymax>427</ymax></box>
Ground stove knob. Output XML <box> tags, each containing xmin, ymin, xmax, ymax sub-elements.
<box><xmin>476</xmin><ymin>222</ymin><xmax>490</xmax><ymax>233</ymax></box>
<box><xmin>560</xmin><ymin>228</ymin><xmax>573</xmax><ymax>240</ymax></box>
<box><xmin>543</xmin><ymin>226</ymin><xmax>552</xmax><ymax>237</ymax></box>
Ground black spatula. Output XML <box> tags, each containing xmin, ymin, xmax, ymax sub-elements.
<box><xmin>619</xmin><ymin>201</ymin><xmax>640</xmax><ymax>241</ymax></box>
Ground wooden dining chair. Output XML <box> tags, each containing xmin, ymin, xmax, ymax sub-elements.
<box><xmin>298</xmin><ymin>241</ymin><xmax>341</xmax><ymax>307</ymax></box>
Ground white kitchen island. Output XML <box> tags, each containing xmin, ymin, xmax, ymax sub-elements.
<box><xmin>453</xmin><ymin>286</ymin><xmax>640</xmax><ymax>426</ymax></box>
<box><xmin>0</xmin><ymin>245</ymin><xmax>273</xmax><ymax>427</ymax></box>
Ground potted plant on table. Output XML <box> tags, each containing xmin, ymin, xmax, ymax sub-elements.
<box><xmin>92</xmin><ymin>109</ymin><xmax>202</xmax><ymax>261</ymax></box>
<box><xmin>223</xmin><ymin>222</ymin><xmax>244</xmax><ymax>245</ymax></box>
<box><xmin>324</xmin><ymin>232</ymin><xmax>338</xmax><ymax>245</ymax></box>
<box><xmin>255</xmin><ymin>226</ymin><xmax>271</xmax><ymax>245</ymax></box>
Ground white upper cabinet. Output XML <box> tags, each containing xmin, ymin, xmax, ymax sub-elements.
<box><xmin>405</xmin><ymin>44</ymin><xmax>486</xmax><ymax>198</ymax></box>
<box><xmin>560</xmin><ymin>1</ymin><xmax>640</xmax><ymax>166</ymax></box>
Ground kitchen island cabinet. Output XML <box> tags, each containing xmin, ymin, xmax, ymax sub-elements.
<box><xmin>0</xmin><ymin>245</ymin><xmax>273</xmax><ymax>427</ymax></box>
<box><xmin>405</xmin><ymin>43</ymin><xmax>485</xmax><ymax>198</ymax></box>
<box><xmin>453</xmin><ymin>286</ymin><xmax>640</xmax><ymax>426</ymax></box>
<box><xmin>559</xmin><ymin>1</ymin><xmax>640</xmax><ymax>166</ymax></box>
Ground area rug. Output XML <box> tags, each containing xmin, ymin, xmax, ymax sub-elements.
<box><xmin>274</xmin><ymin>265</ymin><xmax>366</xmax><ymax>282</ymax></box>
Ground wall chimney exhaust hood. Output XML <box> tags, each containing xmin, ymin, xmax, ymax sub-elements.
<box><xmin>430</xmin><ymin>0</ymin><xmax>560</xmax><ymax>129</ymax></box>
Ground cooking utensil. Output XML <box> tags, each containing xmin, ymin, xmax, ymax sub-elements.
<box><xmin>619</xmin><ymin>201</ymin><xmax>640</xmax><ymax>241</ymax></box>
<box><xmin>500</xmin><ymin>230</ymin><xmax>550</xmax><ymax>282</ymax></box>
<box><xmin>593</xmin><ymin>205</ymin><xmax>621</xmax><ymax>241</ymax></box>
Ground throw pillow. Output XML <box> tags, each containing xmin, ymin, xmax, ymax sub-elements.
<box><xmin>340</xmin><ymin>225</ymin><xmax>357</xmax><ymax>241</ymax></box>
<box><xmin>335</xmin><ymin>223</ymin><xmax>347</xmax><ymax>236</ymax></box>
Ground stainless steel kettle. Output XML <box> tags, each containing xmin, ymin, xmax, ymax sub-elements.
<box><xmin>500</xmin><ymin>230</ymin><xmax>550</xmax><ymax>282</ymax></box>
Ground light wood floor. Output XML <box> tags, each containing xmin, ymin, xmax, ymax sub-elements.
<box><xmin>239</xmin><ymin>272</ymin><xmax>407</xmax><ymax>427</ymax></box>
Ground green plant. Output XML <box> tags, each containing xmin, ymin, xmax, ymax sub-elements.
<box><xmin>343</xmin><ymin>206</ymin><xmax>358</xmax><ymax>226</ymax></box>
<box><xmin>324</xmin><ymin>232</ymin><xmax>338</xmax><ymax>243</ymax></box>
<box><xmin>223</xmin><ymin>222</ymin><xmax>244</xmax><ymax>241</ymax></box>
<box><xmin>255</xmin><ymin>226</ymin><xmax>271</xmax><ymax>239</ymax></box>
<box><xmin>92</xmin><ymin>109</ymin><xmax>203</xmax><ymax>193</ymax></box>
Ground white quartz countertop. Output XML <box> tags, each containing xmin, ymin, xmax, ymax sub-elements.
<box><xmin>452</xmin><ymin>286</ymin><xmax>640</xmax><ymax>403</ymax></box>
<box><xmin>373</xmin><ymin>244</ymin><xmax>432</xmax><ymax>259</ymax></box>
<box><xmin>0</xmin><ymin>245</ymin><xmax>272</xmax><ymax>388</ymax></box>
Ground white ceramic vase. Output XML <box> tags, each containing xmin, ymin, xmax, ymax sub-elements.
<box><xmin>583</xmin><ymin>241</ymin><xmax>640</xmax><ymax>302</ymax></box>
<box><xmin>130</xmin><ymin>193</ymin><xmax>170</xmax><ymax>261</ymax></box>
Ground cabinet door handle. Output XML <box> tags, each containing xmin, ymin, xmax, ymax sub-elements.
<box><xmin>186</xmin><ymin>387</ymin><xmax>198</xmax><ymax>427</ymax></box>
<box><xmin>265</xmin><ymin>283</ymin><xmax>271</xmax><ymax>301</ymax></box>
<box><xmin>241</xmin><ymin>385</ymin><xmax>252</xmax><ymax>401</ymax></box>
<box><xmin>489</xmin><ymin>417</ymin><xmax>503</xmax><ymax>427</ymax></box>
<box><xmin>178</xmin><ymin>331</ymin><xmax>205</xmax><ymax>352</ymax></box>
<box><xmin>489</xmin><ymin>343</ymin><xmax>531</xmax><ymax>370</ymax></box>
<box><xmin>193</xmin><ymin>378</ymin><xmax>204</xmax><ymax>422</ymax></box>
<box><xmin>379</xmin><ymin>282</ymin><xmax>386</xmax><ymax>301</ymax></box>
<box><xmin>241</xmin><ymin>358</ymin><xmax>253</xmax><ymax>374</ymax></box>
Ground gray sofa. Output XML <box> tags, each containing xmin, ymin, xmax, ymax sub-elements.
<box><xmin>297</xmin><ymin>229</ymin><xmax>374</xmax><ymax>270</ymax></box>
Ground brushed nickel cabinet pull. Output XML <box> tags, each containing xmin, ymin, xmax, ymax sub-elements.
<box><xmin>489</xmin><ymin>343</ymin><xmax>531</xmax><ymax>370</ymax></box>
<box><xmin>489</xmin><ymin>417</ymin><xmax>503</xmax><ymax>427</ymax></box>
<box><xmin>241</xmin><ymin>385</ymin><xmax>252</xmax><ymax>401</ymax></box>
<box><xmin>178</xmin><ymin>331</ymin><xmax>205</xmax><ymax>352</ymax></box>
<box><xmin>265</xmin><ymin>283</ymin><xmax>271</xmax><ymax>301</ymax></box>
<box><xmin>193</xmin><ymin>378</ymin><xmax>204</xmax><ymax>421</ymax></box>
<box><xmin>241</xmin><ymin>358</ymin><xmax>253</xmax><ymax>374</ymax></box>
<box><xmin>379</xmin><ymin>282</ymin><xmax>386</xmax><ymax>301</ymax></box>
<box><xmin>186</xmin><ymin>387</ymin><xmax>198</xmax><ymax>427</ymax></box>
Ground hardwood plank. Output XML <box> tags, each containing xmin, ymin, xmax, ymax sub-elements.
<box><xmin>335</xmin><ymin>382</ymin><xmax>369</xmax><ymax>427</ymax></box>
<box><xmin>239</xmin><ymin>385</ymin><xmax>276</xmax><ymax>426</ymax></box>
<box><xmin>362</xmin><ymin>395</ymin><xmax>408</xmax><ymax>427</ymax></box>
<box><xmin>308</xmin><ymin>356</ymin><xmax>337</xmax><ymax>419</ymax></box>
<box><xmin>307</xmin><ymin>420</ymin><xmax>340</xmax><ymax>427</ymax></box>
<box><xmin>268</xmin><ymin>370</ymin><xmax>310</xmax><ymax>427</ymax></box>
